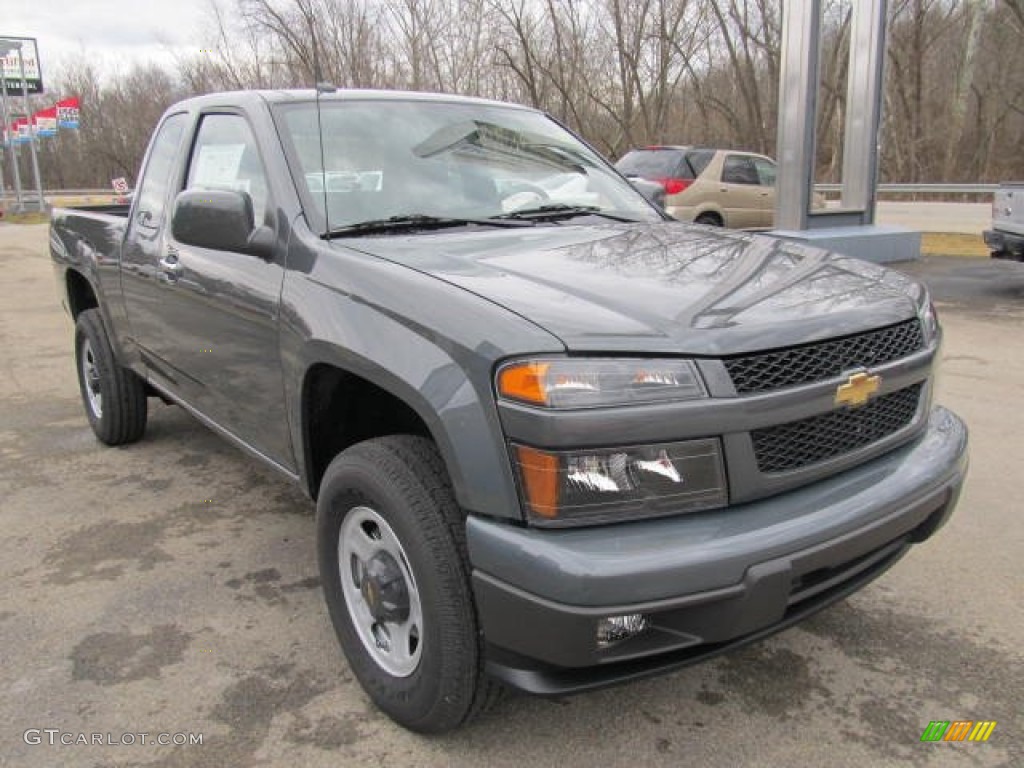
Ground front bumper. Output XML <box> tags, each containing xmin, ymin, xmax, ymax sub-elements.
<box><xmin>467</xmin><ymin>407</ymin><xmax>968</xmax><ymax>695</ymax></box>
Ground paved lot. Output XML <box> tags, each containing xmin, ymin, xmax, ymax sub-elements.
<box><xmin>1</xmin><ymin>223</ymin><xmax>1021</xmax><ymax>767</ymax></box>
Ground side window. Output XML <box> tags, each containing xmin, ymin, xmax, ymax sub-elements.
<box><xmin>686</xmin><ymin>150</ymin><xmax>715</xmax><ymax>177</ymax></box>
<box><xmin>672</xmin><ymin>156</ymin><xmax>695</xmax><ymax>180</ymax></box>
<box><xmin>186</xmin><ymin>114</ymin><xmax>269</xmax><ymax>224</ymax></box>
<box><xmin>133</xmin><ymin>113</ymin><xmax>187</xmax><ymax>231</ymax></box>
<box><xmin>722</xmin><ymin>155</ymin><xmax>760</xmax><ymax>185</ymax></box>
<box><xmin>752</xmin><ymin>158</ymin><xmax>777</xmax><ymax>187</ymax></box>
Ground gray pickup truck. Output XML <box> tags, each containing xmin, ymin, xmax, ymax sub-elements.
<box><xmin>50</xmin><ymin>90</ymin><xmax>968</xmax><ymax>733</ymax></box>
<box><xmin>984</xmin><ymin>182</ymin><xmax>1024</xmax><ymax>261</ymax></box>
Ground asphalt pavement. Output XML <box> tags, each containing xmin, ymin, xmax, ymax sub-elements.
<box><xmin>0</xmin><ymin>224</ymin><xmax>1020</xmax><ymax>767</ymax></box>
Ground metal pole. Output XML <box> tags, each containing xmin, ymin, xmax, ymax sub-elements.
<box><xmin>774</xmin><ymin>0</ymin><xmax>822</xmax><ymax>231</ymax></box>
<box><xmin>0</xmin><ymin>65</ymin><xmax>24</xmax><ymax>212</ymax></box>
<box><xmin>17</xmin><ymin>46</ymin><xmax>44</xmax><ymax>212</ymax></box>
<box><xmin>840</xmin><ymin>0</ymin><xmax>887</xmax><ymax>217</ymax></box>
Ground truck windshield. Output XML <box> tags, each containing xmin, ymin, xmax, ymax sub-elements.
<box><xmin>275</xmin><ymin>98</ymin><xmax>661</xmax><ymax>234</ymax></box>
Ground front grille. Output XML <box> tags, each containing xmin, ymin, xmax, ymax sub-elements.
<box><xmin>724</xmin><ymin>319</ymin><xmax>924</xmax><ymax>393</ymax></box>
<box><xmin>752</xmin><ymin>383</ymin><xmax>923</xmax><ymax>473</ymax></box>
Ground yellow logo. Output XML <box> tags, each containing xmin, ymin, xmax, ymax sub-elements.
<box><xmin>835</xmin><ymin>371</ymin><xmax>881</xmax><ymax>408</ymax></box>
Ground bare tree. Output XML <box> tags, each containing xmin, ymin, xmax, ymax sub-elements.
<box><xmin>30</xmin><ymin>0</ymin><xmax>1024</xmax><ymax>188</ymax></box>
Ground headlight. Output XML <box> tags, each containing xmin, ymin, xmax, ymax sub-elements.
<box><xmin>918</xmin><ymin>294</ymin><xmax>942</xmax><ymax>392</ymax></box>
<box><xmin>497</xmin><ymin>358</ymin><xmax>706</xmax><ymax>408</ymax></box>
<box><xmin>512</xmin><ymin>439</ymin><xmax>727</xmax><ymax>526</ymax></box>
<box><xmin>918</xmin><ymin>293</ymin><xmax>939</xmax><ymax>346</ymax></box>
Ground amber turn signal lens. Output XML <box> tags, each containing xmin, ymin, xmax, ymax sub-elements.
<box><xmin>514</xmin><ymin>445</ymin><xmax>560</xmax><ymax>518</ymax></box>
<box><xmin>498</xmin><ymin>362</ymin><xmax>551</xmax><ymax>405</ymax></box>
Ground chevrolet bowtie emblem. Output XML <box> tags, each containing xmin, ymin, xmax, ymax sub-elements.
<box><xmin>835</xmin><ymin>371</ymin><xmax>881</xmax><ymax>408</ymax></box>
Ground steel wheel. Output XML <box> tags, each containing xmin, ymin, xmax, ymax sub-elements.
<box><xmin>73</xmin><ymin>309</ymin><xmax>147</xmax><ymax>445</ymax></box>
<box><xmin>80</xmin><ymin>337</ymin><xmax>103</xmax><ymax>419</ymax></box>
<box><xmin>317</xmin><ymin>436</ymin><xmax>499</xmax><ymax>731</ymax></box>
<box><xmin>338</xmin><ymin>505</ymin><xmax>423</xmax><ymax>677</ymax></box>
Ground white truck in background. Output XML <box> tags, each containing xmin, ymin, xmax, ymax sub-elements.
<box><xmin>984</xmin><ymin>183</ymin><xmax>1024</xmax><ymax>261</ymax></box>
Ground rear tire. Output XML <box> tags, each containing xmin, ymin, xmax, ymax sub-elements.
<box><xmin>316</xmin><ymin>435</ymin><xmax>499</xmax><ymax>733</ymax></box>
<box><xmin>74</xmin><ymin>309</ymin><xmax>148</xmax><ymax>445</ymax></box>
<box><xmin>695</xmin><ymin>212</ymin><xmax>723</xmax><ymax>227</ymax></box>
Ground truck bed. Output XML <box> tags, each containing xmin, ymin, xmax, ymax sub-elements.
<box><xmin>50</xmin><ymin>206</ymin><xmax>129</xmax><ymax>274</ymax></box>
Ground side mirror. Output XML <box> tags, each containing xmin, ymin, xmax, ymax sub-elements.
<box><xmin>171</xmin><ymin>189</ymin><xmax>273</xmax><ymax>258</ymax></box>
<box><xmin>629</xmin><ymin>177</ymin><xmax>666</xmax><ymax>209</ymax></box>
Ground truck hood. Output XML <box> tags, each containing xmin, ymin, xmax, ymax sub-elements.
<box><xmin>340</xmin><ymin>221</ymin><xmax>926</xmax><ymax>355</ymax></box>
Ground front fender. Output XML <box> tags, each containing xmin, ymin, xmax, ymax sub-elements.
<box><xmin>279</xmin><ymin>237</ymin><xmax>564</xmax><ymax>520</ymax></box>
<box><xmin>294</xmin><ymin>336</ymin><xmax>515</xmax><ymax>518</ymax></box>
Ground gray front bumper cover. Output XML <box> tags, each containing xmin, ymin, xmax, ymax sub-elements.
<box><xmin>467</xmin><ymin>406</ymin><xmax>968</xmax><ymax>693</ymax></box>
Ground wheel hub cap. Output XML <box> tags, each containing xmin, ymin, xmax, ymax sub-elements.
<box><xmin>80</xmin><ymin>338</ymin><xmax>103</xmax><ymax>419</ymax></box>
<box><xmin>338</xmin><ymin>506</ymin><xmax>423</xmax><ymax>677</ymax></box>
<box><xmin>359</xmin><ymin>551</ymin><xmax>410</xmax><ymax>623</ymax></box>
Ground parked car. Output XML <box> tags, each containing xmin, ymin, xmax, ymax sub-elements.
<box><xmin>983</xmin><ymin>182</ymin><xmax>1024</xmax><ymax>261</ymax></box>
<box><xmin>616</xmin><ymin>146</ymin><xmax>785</xmax><ymax>229</ymax></box>
<box><xmin>50</xmin><ymin>90</ymin><xmax>967</xmax><ymax>733</ymax></box>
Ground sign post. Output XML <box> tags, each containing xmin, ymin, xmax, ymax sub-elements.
<box><xmin>15</xmin><ymin>42</ymin><xmax>44</xmax><ymax>211</ymax></box>
<box><xmin>0</xmin><ymin>36</ymin><xmax>44</xmax><ymax>212</ymax></box>
<box><xmin>771</xmin><ymin>1</ymin><xmax>920</xmax><ymax>264</ymax></box>
<box><xmin>0</xmin><ymin>49</ymin><xmax>24</xmax><ymax>212</ymax></box>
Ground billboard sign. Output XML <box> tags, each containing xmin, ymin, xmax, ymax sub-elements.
<box><xmin>0</xmin><ymin>36</ymin><xmax>43</xmax><ymax>95</ymax></box>
<box><xmin>34</xmin><ymin>106</ymin><xmax>57</xmax><ymax>137</ymax></box>
<box><xmin>57</xmin><ymin>97</ymin><xmax>79</xmax><ymax>129</ymax></box>
<box><xmin>10</xmin><ymin>117</ymin><xmax>30</xmax><ymax>143</ymax></box>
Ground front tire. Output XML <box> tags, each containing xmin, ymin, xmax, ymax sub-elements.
<box><xmin>74</xmin><ymin>309</ymin><xmax>148</xmax><ymax>445</ymax></box>
<box><xmin>316</xmin><ymin>435</ymin><xmax>498</xmax><ymax>733</ymax></box>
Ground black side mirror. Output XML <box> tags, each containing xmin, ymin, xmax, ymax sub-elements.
<box><xmin>172</xmin><ymin>189</ymin><xmax>273</xmax><ymax>258</ymax></box>
<box><xmin>629</xmin><ymin>177</ymin><xmax>666</xmax><ymax>209</ymax></box>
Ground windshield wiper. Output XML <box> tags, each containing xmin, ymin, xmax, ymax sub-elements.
<box><xmin>324</xmin><ymin>214</ymin><xmax>531</xmax><ymax>238</ymax></box>
<box><xmin>491</xmin><ymin>204</ymin><xmax>639</xmax><ymax>223</ymax></box>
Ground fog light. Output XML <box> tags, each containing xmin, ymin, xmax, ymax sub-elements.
<box><xmin>596</xmin><ymin>614</ymin><xmax>649</xmax><ymax>648</ymax></box>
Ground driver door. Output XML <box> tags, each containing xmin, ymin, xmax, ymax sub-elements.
<box><xmin>132</xmin><ymin>111</ymin><xmax>293</xmax><ymax>469</ymax></box>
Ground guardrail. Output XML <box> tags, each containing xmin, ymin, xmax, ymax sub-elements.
<box><xmin>815</xmin><ymin>183</ymin><xmax>999</xmax><ymax>194</ymax></box>
<box><xmin>1</xmin><ymin>189</ymin><xmax>122</xmax><ymax>197</ymax></box>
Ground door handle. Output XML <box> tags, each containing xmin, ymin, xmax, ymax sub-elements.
<box><xmin>158</xmin><ymin>248</ymin><xmax>183</xmax><ymax>281</ymax></box>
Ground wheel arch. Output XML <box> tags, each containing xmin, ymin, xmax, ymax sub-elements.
<box><xmin>693</xmin><ymin>206</ymin><xmax>724</xmax><ymax>225</ymax></box>
<box><xmin>295</xmin><ymin>344</ymin><xmax>521</xmax><ymax>521</ymax></box>
<box><xmin>66</xmin><ymin>268</ymin><xmax>99</xmax><ymax>319</ymax></box>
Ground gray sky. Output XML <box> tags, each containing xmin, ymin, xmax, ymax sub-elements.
<box><xmin>3</xmin><ymin>0</ymin><xmax>212</xmax><ymax>85</ymax></box>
